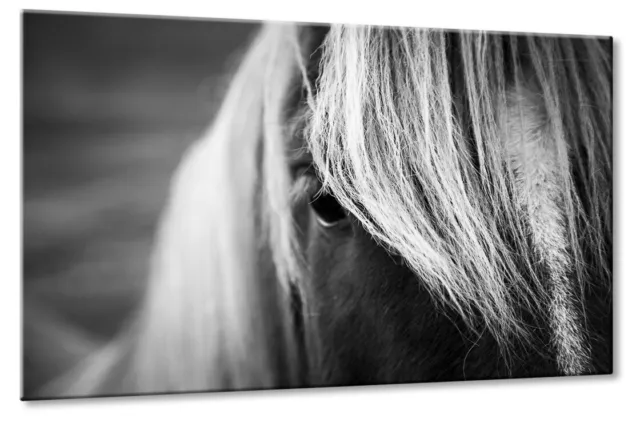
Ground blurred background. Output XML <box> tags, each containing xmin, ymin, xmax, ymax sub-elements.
<box><xmin>23</xmin><ymin>11</ymin><xmax>257</xmax><ymax>396</ymax></box>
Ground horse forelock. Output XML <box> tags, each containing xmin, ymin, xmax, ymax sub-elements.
<box><xmin>301</xmin><ymin>27</ymin><xmax>611</xmax><ymax>372</ymax></box>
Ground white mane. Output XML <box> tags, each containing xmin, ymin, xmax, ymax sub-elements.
<box><xmin>306</xmin><ymin>28</ymin><xmax>611</xmax><ymax>372</ymax></box>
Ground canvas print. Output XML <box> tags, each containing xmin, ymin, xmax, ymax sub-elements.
<box><xmin>22</xmin><ymin>11</ymin><xmax>613</xmax><ymax>400</ymax></box>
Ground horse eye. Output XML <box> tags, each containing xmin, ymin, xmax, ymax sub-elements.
<box><xmin>310</xmin><ymin>190</ymin><xmax>347</xmax><ymax>228</ymax></box>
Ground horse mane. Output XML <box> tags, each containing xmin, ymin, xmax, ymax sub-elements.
<box><xmin>41</xmin><ymin>24</ymin><xmax>611</xmax><ymax>397</ymax></box>
<box><xmin>306</xmin><ymin>28</ymin><xmax>611</xmax><ymax>372</ymax></box>
<box><xmin>43</xmin><ymin>23</ymin><xmax>306</xmax><ymax>396</ymax></box>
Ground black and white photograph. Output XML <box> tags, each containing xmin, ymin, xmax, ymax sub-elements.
<box><xmin>22</xmin><ymin>10</ymin><xmax>614</xmax><ymax>401</ymax></box>
<box><xmin>22</xmin><ymin>9</ymin><xmax>616</xmax><ymax>402</ymax></box>
<box><xmin>11</xmin><ymin>2</ymin><xmax>634</xmax><ymax>418</ymax></box>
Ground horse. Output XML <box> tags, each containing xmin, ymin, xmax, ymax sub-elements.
<box><xmin>31</xmin><ymin>21</ymin><xmax>612</xmax><ymax>398</ymax></box>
